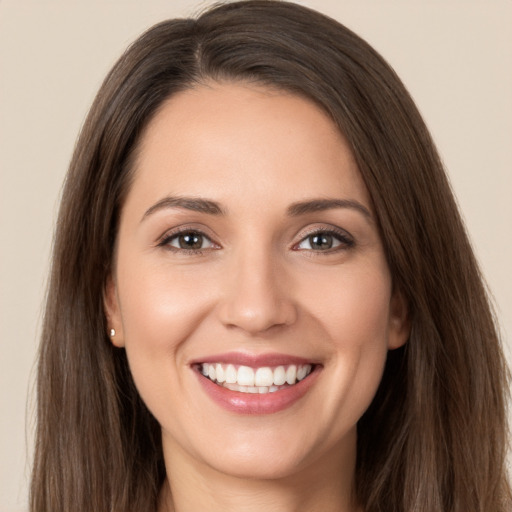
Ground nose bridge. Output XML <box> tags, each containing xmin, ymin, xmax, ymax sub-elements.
<box><xmin>218</xmin><ymin>239</ymin><xmax>296</xmax><ymax>334</ymax></box>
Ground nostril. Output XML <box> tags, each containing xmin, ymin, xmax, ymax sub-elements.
<box><xmin>218</xmin><ymin>293</ymin><xmax>298</xmax><ymax>335</ymax></box>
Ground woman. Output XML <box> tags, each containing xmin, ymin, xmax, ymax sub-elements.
<box><xmin>30</xmin><ymin>1</ymin><xmax>511</xmax><ymax>511</ymax></box>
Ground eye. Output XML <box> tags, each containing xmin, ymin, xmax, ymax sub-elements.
<box><xmin>160</xmin><ymin>230</ymin><xmax>217</xmax><ymax>252</ymax></box>
<box><xmin>296</xmin><ymin>229</ymin><xmax>353</xmax><ymax>252</ymax></box>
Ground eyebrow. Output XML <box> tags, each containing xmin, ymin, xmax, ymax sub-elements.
<box><xmin>287</xmin><ymin>198</ymin><xmax>372</xmax><ymax>220</ymax></box>
<box><xmin>141</xmin><ymin>196</ymin><xmax>372</xmax><ymax>222</ymax></box>
<box><xmin>142</xmin><ymin>196</ymin><xmax>225</xmax><ymax>221</ymax></box>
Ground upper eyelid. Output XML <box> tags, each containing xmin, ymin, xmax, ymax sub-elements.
<box><xmin>158</xmin><ymin>224</ymin><xmax>215</xmax><ymax>238</ymax></box>
<box><xmin>294</xmin><ymin>224</ymin><xmax>353</xmax><ymax>241</ymax></box>
<box><xmin>157</xmin><ymin>225</ymin><xmax>219</xmax><ymax>248</ymax></box>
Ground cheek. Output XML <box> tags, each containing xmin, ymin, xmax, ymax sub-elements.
<box><xmin>116</xmin><ymin>257</ymin><xmax>213</xmax><ymax>353</ymax></box>
<box><xmin>114</xmin><ymin>258</ymin><xmax>213</xmax><ymax>425</ymax></box>
<box><xmin>113</xmin><ymin>252</ymin><xmax>216</xmax><ymax>404</ymax></box>
<box><xmin>301</xmin><ymin>263</ymin><xmax>392</xmax><ymax>421</ymax></box>
<box><xmin>304</xmin><ymin>261</ymin><xmax>393</xmax><ymax>350</ymax></box>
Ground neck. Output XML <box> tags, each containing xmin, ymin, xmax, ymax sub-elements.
<box><xmin>157</xmin><ymin>431</ymin><xmax>361</xmax><ymax>512</ymax></box>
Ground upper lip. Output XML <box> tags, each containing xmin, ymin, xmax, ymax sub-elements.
<box><xmin>190</xmin><ymin>351</ymin><xmax>320</xmax><ymax>367</ymax></box>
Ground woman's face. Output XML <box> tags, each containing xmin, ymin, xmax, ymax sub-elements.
<box><xmin>106</xmin><ymin>82</ymin><xmax>408</xmax><ymax>481</ymax></box>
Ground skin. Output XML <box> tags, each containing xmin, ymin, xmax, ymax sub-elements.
<box><xmin>105</xmin><ymin>82</ymin><xmax>409</xmax><ymax>512</ymax></box>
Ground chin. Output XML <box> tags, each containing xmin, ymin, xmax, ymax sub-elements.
<box><xmin>205</xmin><ymin>448</ymin><xmax>312</xmax><ymax>481</ymax></box>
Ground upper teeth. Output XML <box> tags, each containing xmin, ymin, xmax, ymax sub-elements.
<box><xmin>201</xmin><ymin>363</ymin><xmax>313</xmax><ymax>387</ymax></box>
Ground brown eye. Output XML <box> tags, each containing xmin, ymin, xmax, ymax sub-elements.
<box><xmin>177</xmin><ymin>232</ymin><xmax>204</xmax><ymax>250</ymax></box>
<box><xmin>164</xmin><ymin>231</ymin><xmax>215</xmax><ymax>251</ymax></box>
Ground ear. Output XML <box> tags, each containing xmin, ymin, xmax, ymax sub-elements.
<box><xmin>387</xmin><ymin>288</ymin><xmax>410</xmax><ymax>350</ymax></box>
<box><xmin>104</xmin><ymin>274</ymin><xmax>124</xmax><ymax>348</ymax></box>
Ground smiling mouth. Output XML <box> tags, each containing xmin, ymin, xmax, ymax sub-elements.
<box><xmin>198</xmin><ymin>363</ymin><xmax>315</xmax><ymax>394</ymax></box>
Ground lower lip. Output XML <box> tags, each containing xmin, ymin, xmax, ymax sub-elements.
<box><xmin>195</xmin><ymin>367</ymin><xmax>320</xmax><ymax>415</ymax></box>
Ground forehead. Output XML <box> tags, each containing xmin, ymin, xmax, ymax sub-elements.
<box><xmin>125</xmin><ymin>81</ymin><xmax>371</xmax><ymax>215</ymax></box>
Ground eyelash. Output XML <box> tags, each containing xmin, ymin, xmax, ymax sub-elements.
<box><xmin>293</xmin><ymin>227</ymin><xmax>354</xmax><ymax>254</ymax></box>
<box><xmin>157</xmin><ymin>226</ymin><xmax>218</xmax><ymax>255</ymax></box>
<box><xmin>157</xmin><ymin>226</ymin><xmax>355</xmax><ymax>255</ymax></box>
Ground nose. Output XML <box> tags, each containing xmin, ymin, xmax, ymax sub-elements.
<box><xmin>217</xmin><ymin>246</ymin><xmax>298</xmax><ymax>335</ymax></box>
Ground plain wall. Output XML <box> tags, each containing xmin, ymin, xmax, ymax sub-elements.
<box><xmin>1</xmin><ymin>1</ymin><xmax>511</xmax><ymax>510</ymax></box>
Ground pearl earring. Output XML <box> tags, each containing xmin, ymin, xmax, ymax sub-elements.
<box><xmin>110</xmin><ymin>328</ymin><xmax>116</xmax><ymax>337</ymax></box>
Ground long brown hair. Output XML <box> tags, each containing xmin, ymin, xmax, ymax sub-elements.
<box><xmin>31</xmin><ymin>1</ymin><xmax>511</xmax><ymax>511</ymax></box>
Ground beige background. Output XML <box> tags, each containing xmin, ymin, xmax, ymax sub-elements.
<box><xmin>1</xmin><ymin>1</ymin><xmax>511</xmax><ymax>510</ymax></box>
